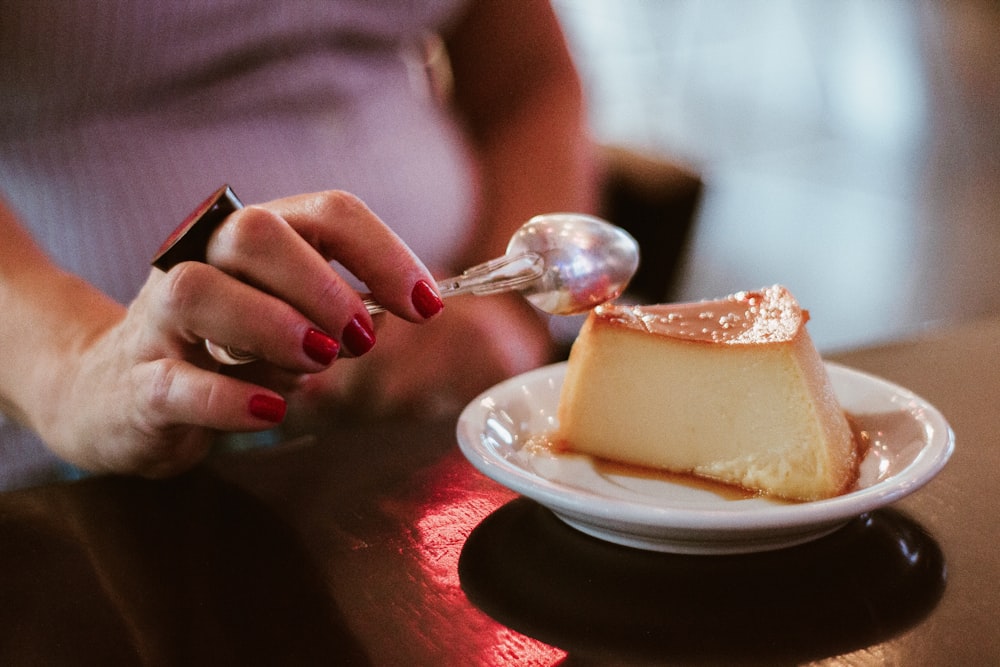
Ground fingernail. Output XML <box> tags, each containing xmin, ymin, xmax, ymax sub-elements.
<box><xmin>303</xmin><ymin>328</ymin><xmax>339</xmax><ymax>365</ymax></box>
<box><xmin>249</xmin><ymin>394</ymin><xmax>287</xmax><ymax>423</ymax></box>
<box><xmin>411</xmin><ymin>279</ymin><xmax>444</xmax><ymax>319</ymax></box>
<box><xmin>343</xmin><ymin>316</ymin><xmax>375</xmax><ymax>356</ymax></box>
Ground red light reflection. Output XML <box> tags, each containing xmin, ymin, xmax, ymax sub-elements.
<box><xmin>411</xmin><ymin>455</ymin><xmax>567</xmax><ymax>666</ymax></box>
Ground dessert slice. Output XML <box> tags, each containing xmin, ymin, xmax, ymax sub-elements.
<box><xmin>556</xmin><ymin>286</ymin><xmax>858</xmax><ymax>501</ymax></box>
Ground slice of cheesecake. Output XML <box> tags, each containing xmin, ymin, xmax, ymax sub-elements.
<box><xmin>556</xmin><ymin>286</ymin><xmax>858</xmax><ymax>501</ymax></box>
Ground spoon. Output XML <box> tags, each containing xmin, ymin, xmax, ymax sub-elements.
<box><xmin>208</xmin><ymin>213</ymin><xmax>639</xmax><ymax>364</ymax></box>
<box><xmin>366</xmin><ymin>213</ymin><xmax>639</xmax><ymax>316</ymax></box>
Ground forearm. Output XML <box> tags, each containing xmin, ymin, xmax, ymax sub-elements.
<box><xmin>465</xmin><ymin>74</ymin><xmax>597</xmax><ymax>264</ymax></box>
<box><xmin>0</xmin><ymin>201</ymin><xmax>123</xmax><ymax>434</ymax></box>
<box><xmin>445</xmin><ymin>0</ymin><xmax>599</xmax><ymax>266</ymax></box>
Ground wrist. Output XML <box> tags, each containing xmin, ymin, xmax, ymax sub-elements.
<box><xmin>10</xmin><ymin>271</ymin><xmax>124</xmax><ymax>453</ymax></box>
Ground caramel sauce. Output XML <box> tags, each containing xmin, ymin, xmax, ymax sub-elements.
<box><xmin>529</xmin><ymin>435</ymin><xmax>766</xmax><ymax>501</ymax></box>
<box><xmin>592</xmin><ymin>457</ymin><xmax>763</xmax><ymax>501</ymax></box>
<box><xmin>845</xmin><ymin>413</ymin><xmax>874</xmax><ymax>492</ymax></box>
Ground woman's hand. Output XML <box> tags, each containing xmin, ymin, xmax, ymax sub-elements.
<box><xmin>16</xmin><ymin>190</ymin><xmax>442</xmax><ymax>477</ymax></box>
<box><xmin>288</xmin><ymin>291</ymin><xmax>555</xmax><ymax>427</ymax></box>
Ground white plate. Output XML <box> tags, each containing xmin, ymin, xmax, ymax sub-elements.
<box><xmin>456</xmin><ymin>362</ymin><xmax>954</xmax><ymax>555</ymax></box>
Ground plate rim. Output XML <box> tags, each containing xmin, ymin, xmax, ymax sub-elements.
<box><xmin>456</xmin><ymin>360</ymin><xmax>954</xmax><ymax>539</ymax></box>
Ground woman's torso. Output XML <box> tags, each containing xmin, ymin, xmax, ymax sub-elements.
<box><xmin>0</xmin><ymin>0</ymin><xmax>477</xmax><ymax>487</ymax></box>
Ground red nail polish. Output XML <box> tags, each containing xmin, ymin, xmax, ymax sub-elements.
<box><xmin>343</xmin><ymin>317</ymin><xmax>375</xmax><ymax>356</ymax></box>
<box><xmin>303</xmin><ymin>328</ymin><xmax>339</xmax><ymax>365</ymax></box>
<box><xmin>249</xmin><ymin>394</ymin><xmax>286</xmax><ymax>423</ymax></box>
<box><xmin>411</xmin><ymin>279</ymin><xmax>444</xmax><ymax>319</ymax></box>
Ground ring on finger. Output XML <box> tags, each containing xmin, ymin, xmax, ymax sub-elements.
<box><xmin>204</xmin><ymin>340</ymin><xmax>257</xmax><ymax>365</ymax></box>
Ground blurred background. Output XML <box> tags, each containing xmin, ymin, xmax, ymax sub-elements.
<box><xmin>552</xmin><ymin>0</ymin><xmax>1000</xmax><ymax>352</ymax></box>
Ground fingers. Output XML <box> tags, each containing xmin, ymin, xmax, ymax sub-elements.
<box><xmin>240</xmin><ymin>191</ymin><xmax>444</xmax><ymax>322</ymax></box>
<box><xmin>139</xmin><ymin>357</ymin><xmax>287</xmax><ymax>433</ymax></box>
<box><xmin>204</xmin><ymin>203</ymin><xmax>374</xmax><ymax>358</ymax></box>
<box><xmin>134</xmin><ymin>188</ymin><xmax>443</xmax><ymax>448</ymax></box>
<box><xmin>103</xmin><ymin>357</ymin><xmax>289</xmax><ymax>477</ymax></box>
<box><xmin>147</xmin><ymin>262</ymin><xmax>342</xmax><ymax>371</ymax></box>
<box><xmin>199</xmin><ymin>190</ymin><xmax>444</xmax><ymax>362</ymax></box>
<box><xmin>56</xmin><ymin>328</ymin><xmax>292</xmax><ymax>479</ymax></box>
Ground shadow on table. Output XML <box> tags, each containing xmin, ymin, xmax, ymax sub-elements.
<box><xmin>0</xmin><ymin>470</ymin><xmax>370</xmax><ymax>665</ymax></box>
<box><xmin>459</xmin><ymin>498</ymin><xmax>946</xmax><ymax>665</ymax></box>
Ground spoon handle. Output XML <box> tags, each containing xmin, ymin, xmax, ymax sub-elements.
<box><xmin>362</xmin><ymin>252</ymin><xmax>544</xmax><ymax>315</ymax></box>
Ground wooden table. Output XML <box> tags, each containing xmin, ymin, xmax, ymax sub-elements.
<box><xmin>0</xmin><ymin>317</ymin><xmax>996</xmax><ymax>665</ymax></box>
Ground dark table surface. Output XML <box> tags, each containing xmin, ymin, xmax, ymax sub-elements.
<box><xmin>0</xmin><ymin>316</ymin><xmax>997</xmax><ymax>665</ymax></box>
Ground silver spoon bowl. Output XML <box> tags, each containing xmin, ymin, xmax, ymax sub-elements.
<box><xmin>507</xmin><ymin>213</ymin><xmax>640</xmax><ymax>315</ymax></box>
<box><xmin>365</xmin><ymin>213</ymin><xmax>639</xmax><ymax>315</ymax></box>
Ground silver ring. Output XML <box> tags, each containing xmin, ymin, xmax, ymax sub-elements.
<box><xmin>204</xmin><ymin>339</ymin><xmax>257</xmax><ymax>365</ymax></box>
